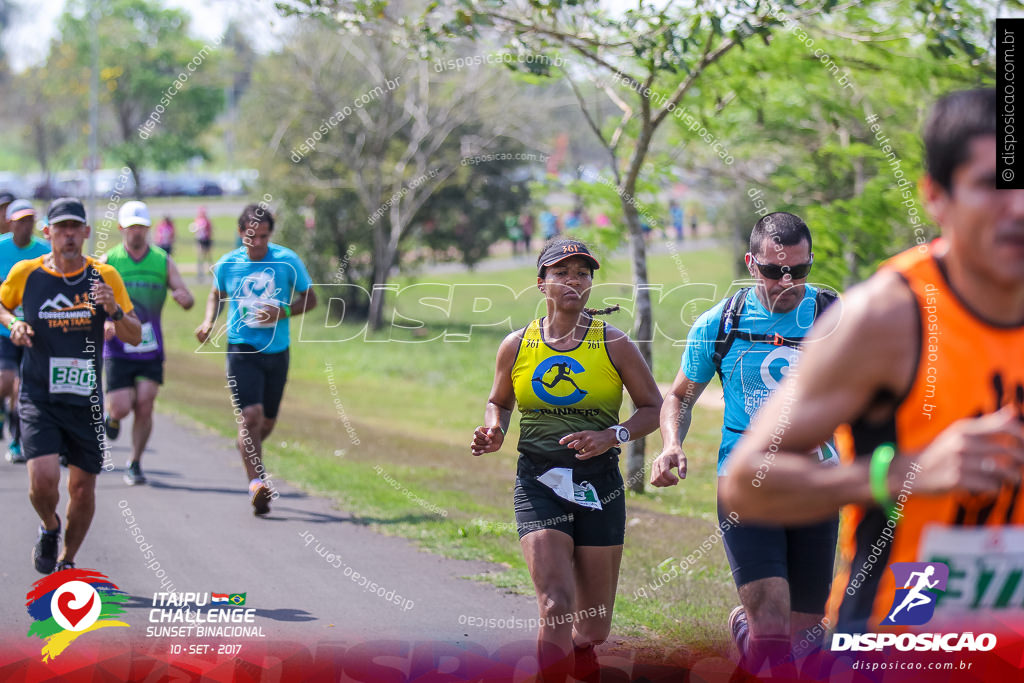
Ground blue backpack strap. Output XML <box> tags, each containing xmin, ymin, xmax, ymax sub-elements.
<box><xmin>711</xmin><ymin>288</ymin><xmax>749</xmax><ymax>381</ymax></box>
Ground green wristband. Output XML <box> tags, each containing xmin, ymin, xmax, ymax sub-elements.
<box><xmin>7</xmin><ymin>317</ymin><xmax>23</xmax><ymax>331</ymax></box>
<box><xmin>281</xmin><ymin>303</ymin><xmax>292</xmax><ymax>318</ymax></box>
<box><xmin>870</xmin><ymin>443</ymin><xmax>897</xmax><ymax>518</ymax></box>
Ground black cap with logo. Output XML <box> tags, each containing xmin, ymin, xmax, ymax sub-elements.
<box><xmin>47</xmin><ymin>197</ymin><xmax>88</xmax><ymax>225</ymax></box>
<box><xmin>537</xmin><ymin>240</ymin><xmax>601</xmax><ymax>275</ymax></box>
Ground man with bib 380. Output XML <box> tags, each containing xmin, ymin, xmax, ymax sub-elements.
<box><xmin>0</xmin><ymin>197</ymin><xmax>141</xmax><ymax>573</ymax></box>
<box><xmin>102</xmin><ymin>201</ymin><xmax>194</xmax><ymax>485</ymax></box>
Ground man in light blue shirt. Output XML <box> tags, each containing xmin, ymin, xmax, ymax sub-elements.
<box><xmin>0</xmin><ymin>200</ymin><xmax>50</xmax><ymax>462</ymax></box>
<box><xmin>195</xmin><ymin>203</ymin><xmax>316</xmax><ymax>516</ymax></box>
<box><xmin>651</xmin><ymin>212</ymin><xmax>839</xmax><ymax>677</ymax></box>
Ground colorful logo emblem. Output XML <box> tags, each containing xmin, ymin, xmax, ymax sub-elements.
<box><xmin>532</xmin><ymin>355</ymin><xmax>588</xmax><ymax>406</ymax></box>
<box><xmin>25</xmin><ymin>569</ymin><xmax>129</xmax><ymax>661</ymax></box>
<box><xmin>885</xmin><ymin>562</ymin><xmax>949</xmax><ymax>626</ymax></box>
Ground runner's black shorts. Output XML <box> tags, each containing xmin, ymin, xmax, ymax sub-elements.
<box><xmin>513</xmin><ymin>455</ymin><xmax>626</xmax><ymax>546</ymax></box>
<box><xmin>225</xmin><ymin>344</ymin><xmax>289</xmax><ymax>419</ymax></box>
<box><xmin>0</xmin><ymin>335</ymin><xmax>23</xmax><ymax>371</ymax></box>
<box><xmin>197</xmin><ymin>238</ymin><xmax>212</xmax><ymax>250</ymax></box>
<box><xmin>19</xmin><ymin>397</ymin><xmax>105</xmax><ymax>474</ymax></box>
<box><xmin>104</xmin><ymin>358</ymin><xmax>164</xmax><ymax>391</ymax></box>
<box><xmin>717</xmin><ymin>496</ymin><xmax>839</xmax><ymax>614</ymax></box>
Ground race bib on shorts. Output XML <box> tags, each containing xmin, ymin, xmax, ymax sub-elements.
<box><xmin>918</xmin><ymin>524</ymin><xmax>1024</xmax><ymax>615</ymax></box>
<box><xmin>536</xmin><ymin>467</ymin><xmax>603</xmax><ymax>511</ymax></box>
<box><xmin>49</xmin><ymin>357</ymin><xmax>96</xmax><ymax>396</ymax></box>
<box><xmin>124</xmin><ymin>321</ymin><xmax>158</xmax><ymax>354</ymax></box>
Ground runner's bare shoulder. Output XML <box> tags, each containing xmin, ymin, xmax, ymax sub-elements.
<box><xmin>810</xmin><ymin>269</ymin><xmax>919</xmax><ymax>402</ymax></box>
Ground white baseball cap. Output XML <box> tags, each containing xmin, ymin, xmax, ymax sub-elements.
<box><xmin>118</xmin><ymin>200</ymin><xmax>151</xmax><ymax>228</ymax></box>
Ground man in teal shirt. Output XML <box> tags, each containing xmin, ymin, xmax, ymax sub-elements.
<box><xmin>652</xmin><ymin>212</ymin><xmax>839</xmax><ymax>677</ymax></box>
<box><xmin>0</xmin><ymin>200</ymin><xmax>50</xmax><ymax>462</ymax></box>
<box><xmin>195</xmin><ymin>204</ymin><xmax>316</xmax><ymax>516</ymax></box>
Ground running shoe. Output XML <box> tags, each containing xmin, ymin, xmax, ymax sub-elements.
<box><xmin>250</xmin><ymin>479</ymin><xmax>271</xmax><ymax>516</ymax></box>
<box><xmin>5</xmin><ymin>440</ymin><xmax>24</xmax><ymax>464</ymax></box>
<box><xmin>54</xmin><ymin>560</ymin><xmax>75</xmax><ymax>572</ymax></box>
<box><xmin>33</xmin><ymin>515</ymin><xmax>61</xmax><ymax>574</ymax></box>
<box><xmin>729</xmin><ymin>605</ymin><xmax>750</xmax><ymax>658</ymax></box>
<box><xmin>105</xmin><ymin>416</ymin><xmax>120</xmax><ymax>441</ymax></box>
<box><xmin>124</xmin><ymin>461</ymin><xmax>147</xmax><ymax>486</ymax></box>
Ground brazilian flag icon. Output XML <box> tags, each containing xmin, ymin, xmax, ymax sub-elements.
<box><xmin>229</xmin><ymin>593</ymin><xmax>246</xmax><ymax>606</ymax></box>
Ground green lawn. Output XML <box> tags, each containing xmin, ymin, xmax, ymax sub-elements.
<box><xmin>155</xmin><ymin>242</ymin><xmax>742</xmax><ymax>661</ymax></box>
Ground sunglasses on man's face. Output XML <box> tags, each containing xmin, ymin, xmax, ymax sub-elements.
<box><xmin>750</xmin><ymin>255</ymin><xmax>814</xmax><ymax>280</ymax></box>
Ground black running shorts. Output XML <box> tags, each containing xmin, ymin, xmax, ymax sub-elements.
<box><xmin>513</xmin><ymin>455</ymin><xmax>626</xmax><ymax>547</ymax></box>
<box><xmin>718</xmin><ymin>495</ymin><xmax>839</xmax><ymax>614</ymax></box>
<box><xmin>104</xmin><ymin>358</ymin><xmax>164</xmax><ymax>391</ymax></box>
<box><xmin>0</xmin><ymin>335</ymin><xmax>23</xmax><ymax>371</ymax></box>
<box><xmin>225</xmin><ymin>344</ymin><xmax>290</xmax><ymax>419</ymax></box>
<box><xmin>20</xmin><ymin>397</ymin><xmax>105</xmax><ymax>473</ymax></box>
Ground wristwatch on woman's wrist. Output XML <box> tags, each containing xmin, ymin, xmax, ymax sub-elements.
<box><xmin>611</xmin><ymin>425</ymin><xmax>630</xmax><ymax>445</ymax></box>
<box><xmin>110</xmin><ymin>306</ymin><xmax>124</xmax><ymax>322</ymax></box>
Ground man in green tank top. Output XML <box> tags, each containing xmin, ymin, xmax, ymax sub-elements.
<box><xmin>101</xmin><ymin>201</ymin><xmax>194</xmax><ymax>485</ymax></box>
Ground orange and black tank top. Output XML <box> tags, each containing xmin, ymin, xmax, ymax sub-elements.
<box><xmin>830</xmin><ymin>242</ymin><xmax>1024</xmax><ymax>633</ymax></box>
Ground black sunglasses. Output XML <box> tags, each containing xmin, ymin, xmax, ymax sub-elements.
<box><xmin>750</xmin><ymin>255</ymin><xmax>814</xmax><ymax>280</ymax></box>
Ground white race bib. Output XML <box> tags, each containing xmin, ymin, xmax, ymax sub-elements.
<box><xmin>536</xmin><ymin>467</ymin><xmax>603</xmax><ymax>510</ymax></box>
<box><xmin>123</xmin><ymin>321</ymin><xmax>158</xmax><ymax>354</ymax></box>
<box><xmin>49</xmin><ymin>357</ymin><xmax>96</xmax><ymax>396</ymax></box>
<box><xmin>918</xmin><ymin>524</ymin><xmax>1024</xmax><ymax>614</ymax></box>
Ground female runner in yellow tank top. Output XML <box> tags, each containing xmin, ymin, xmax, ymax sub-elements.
<box><xmin>471</xmin><ymin>239</ymin><xmax>662</xmax><ymax>680</ymax></box>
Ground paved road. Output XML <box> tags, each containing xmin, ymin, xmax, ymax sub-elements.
<box><xmin>0</xmin><ymin>409</ymin><xmax>536</xmax><ymax>652</ymax></box>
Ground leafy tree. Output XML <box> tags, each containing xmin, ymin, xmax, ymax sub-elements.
<box><xmin>239</xmin><ymin>23</ymin><xmax>546</xmax><ymax>329</ymax></box>
<box><xmin>48</xmin><ymin>0</ymin><xmax>225</xmax><ymax>192</ymax></box>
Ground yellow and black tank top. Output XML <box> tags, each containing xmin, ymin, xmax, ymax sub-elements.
<box><xmin>511</xmin><ymin>316</ymin><xmax>624</xmax><ymax>472</ymax></box>
<box><xmin>829</xmin><ymin>243</ymin><xmax>1024</xmax><ymax>633</ymax></box>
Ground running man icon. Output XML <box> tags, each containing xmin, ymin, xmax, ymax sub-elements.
<box><xmin>884</xmin><ymin>562</ymin><xmax>949</xmax><ymax>626</ymax></box>
<box><xmin>534</xmin><ymin>362</ymin><xmax>588</xmax><ymax>395</ymax></box>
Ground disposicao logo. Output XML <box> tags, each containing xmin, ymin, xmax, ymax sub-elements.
<box><xmin>25</xmin><ymin>569</ymin><xmax>129</xmax><ymax>661</ymax></box>
<box><xmin>831</xmin><ymin>561</ymin><xmax>997</xmax><ymax>653</ymax></box>
<box><xmin>885</xmin><ymin>562</ymin><xmax>948</xmax><ymax>626</ymax></box>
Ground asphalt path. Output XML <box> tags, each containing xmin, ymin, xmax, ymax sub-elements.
<box><xmin>0</xmin><ymin>408</ymin><xmax>539</xmax><ymax>655</ymax></box>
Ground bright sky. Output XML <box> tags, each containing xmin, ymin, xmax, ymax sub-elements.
<box><xmin>3</xmin><ymin>0</ymin><xmax>289</xmax><ymax>71</ymax></box>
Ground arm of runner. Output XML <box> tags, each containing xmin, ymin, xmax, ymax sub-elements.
<box><xmin>652</xmin><ymin>370</ymin><xmax>709</xmax><ymax>486</ymax></box>
<box><xmin>0</xmin><ymin>261</ymin><xmax>30</xmax><ymax>346</ymax></box>
<box><xmin>166</xmin><ymin>257</ymin><xmax>194</xmax><ymax>310</ymax></box>
<box><xmin>289</xmin><ymin>286</ymin><xmax>316</xmax><ymax>317</ymax></box>
<box><xmin>471</xmin><ymin>331</ymin><xmax>519</xmax><ymax>456</ymax></box>
<box><xmin>96</xmin><ymin>264</ymin><xmax>142</xmax><ymax>346</ymax></box>
<box><xmin>195</xmin><ymin>286</ymin><xmax>223</xmax><ymax>343</ymax></box>
<box><xmin>561</xmin><ymin>325</ymin><xmax>662</xmax><ymax>460</ymax></box>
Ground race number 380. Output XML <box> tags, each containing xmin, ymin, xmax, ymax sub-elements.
<box><xmin>49</xmin><ymin>357</ymin><xmax>96</xmax><ymax>396</ymax></box>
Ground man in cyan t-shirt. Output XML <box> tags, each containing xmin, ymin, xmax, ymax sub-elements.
<box><xmin>652</xmin><ymin>212</ymin><xmax>839</xmax><ymax>677</ymax></box>
<box><xmin>195</xmin><ymin>203</ymin><xmax>316</xmax><ymax>516</ymax></box>
<box><xmin>0</xmin><ymin>200</ymin><xmax>50</xmax><ymax>462</ymax></box>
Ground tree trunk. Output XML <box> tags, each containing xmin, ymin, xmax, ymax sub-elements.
<box><xmin>621</xmin><ymin>195</ymin><xmax>652</xmax><ymax>494</ymax></box>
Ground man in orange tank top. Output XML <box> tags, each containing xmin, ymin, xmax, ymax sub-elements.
<box><xmin>722</xmin><ymin>87</ymin><xmax>1024</xmax><ymax>642</ymax></box>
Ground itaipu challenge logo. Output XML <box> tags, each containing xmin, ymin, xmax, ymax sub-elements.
<box><xmin>25</xmin><ymin>569</ymin><xmax>129</xmax><ymax>661</ymax></box>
